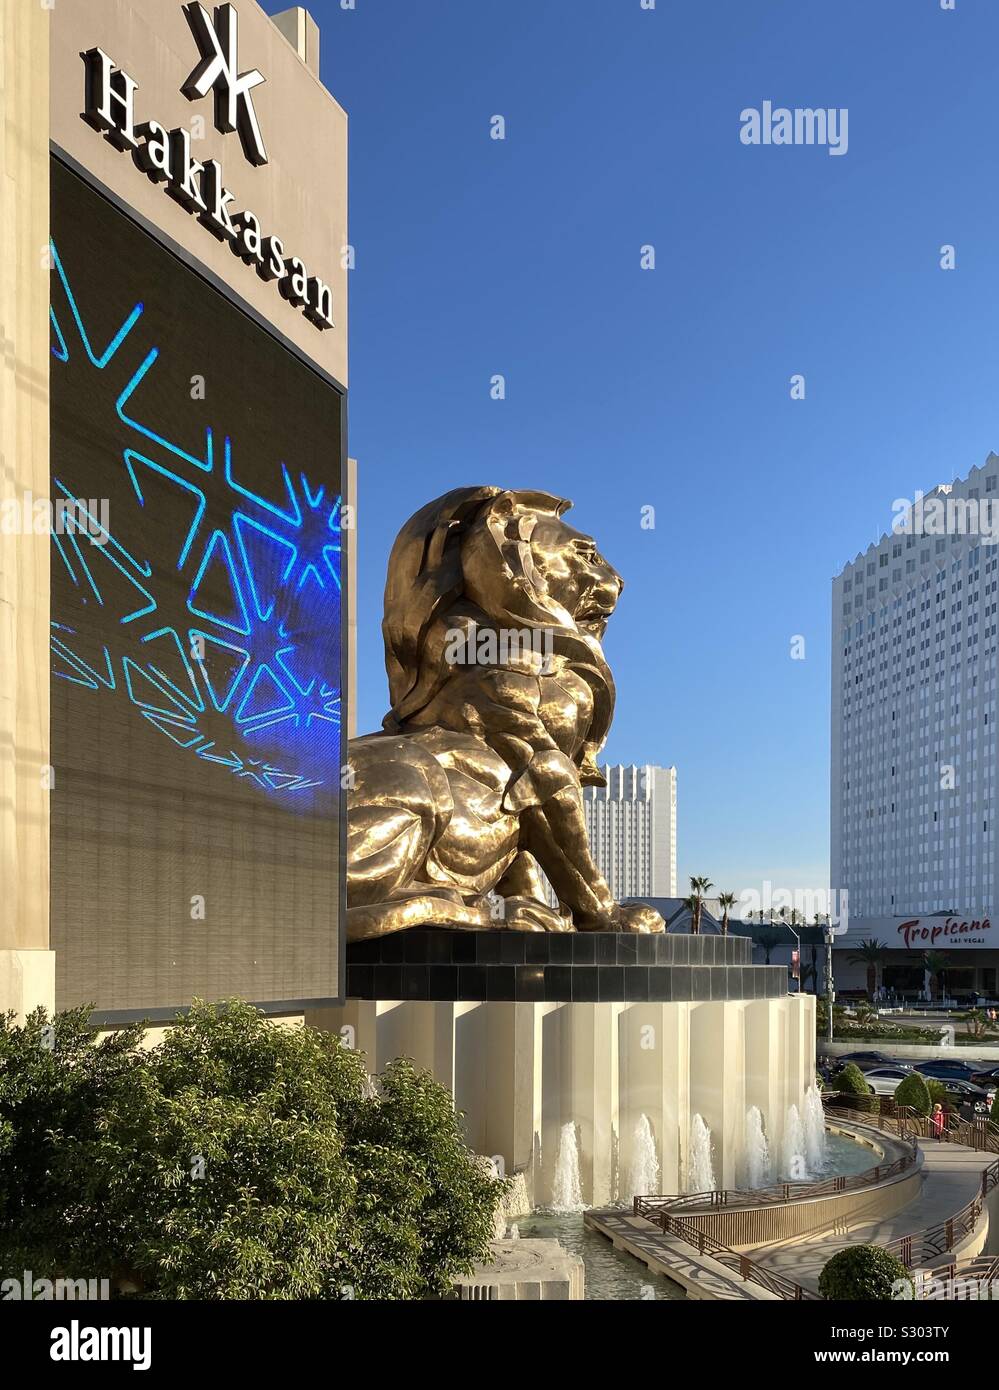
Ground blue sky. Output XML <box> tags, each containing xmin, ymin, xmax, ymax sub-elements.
<box><xmin>264</xmin><ymin>0</ymin><xmax>999</xmax><ymax>899</ymax></box>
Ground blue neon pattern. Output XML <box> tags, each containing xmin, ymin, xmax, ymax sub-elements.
<box><xmin>49</xmin><ymin>238</ymin><xmax>342</xmax><ymax>802</ymax></box>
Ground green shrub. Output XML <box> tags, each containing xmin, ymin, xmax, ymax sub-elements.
<box><xmin>893</xmin><ymin>1071</ymin><xmax>931</xmax><ymax>1116</ymax></box>
<box><xmin>833</xmin><ymin>1061</ymin><xmax>878</xmax><ymax>1112</ymax></box>
<box><xmin>0</xmin><ymin>1000</ymin><xmax>507</xmax><ymax>1300</ymax></box>
<box><xmin>836</xmin><ymin>1062</ymin><xmax>870</xmax><ymax>1095</ymax></box>
<box><xmin>819</xmin><ymin>1244</ymin><xmax>913</xmax><ymax>1301</ymax></box>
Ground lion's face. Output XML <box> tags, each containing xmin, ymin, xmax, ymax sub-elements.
<box><xmin>526</xmin><ymin>515</ymin><xmax>623</xmax><ymax>641</ymax></box>
<box><xmin>382</xmin><ymin>487</ymin><xmax>622</xmax><ymax>737</ymax></box>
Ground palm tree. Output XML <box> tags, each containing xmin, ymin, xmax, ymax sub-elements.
<box><xmin>757</xmin><ymin>927</ymin><xmax>781</xmax><ymax>965</ymax></box>
<box><xmin>688</xmin><ymin>876</ymin><xmax>713</xmax><ymax>935</ymax></box>
<box><xmin>848</xmin><ymin>938</ymin><xmax>888</xmax><ymax>999</ymax></box>
<box><xmin>923</xmin><ymin>951</ymin><xmax>952</xmax><ymax>1003</ymax></box>
<box><xmin>717</xmin><ymin>891</ymin><xmax>737</xmax><ymax>936</ymax></box>
<box><xmin>799</xmin><ymin>962</ymin><xmax>818</xmax><ymax>993</ymax></box>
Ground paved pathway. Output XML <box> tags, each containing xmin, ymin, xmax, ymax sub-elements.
<box><xmin>748</xmin><ymin>1138</ymin><xmax>995</xmax><ymax>1292</ymax></box>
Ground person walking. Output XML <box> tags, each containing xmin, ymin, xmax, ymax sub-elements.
<box><xmin>931</xmin><ymin>1102</ymin><xmax>946</xmax><ymax>1141</ymax></box>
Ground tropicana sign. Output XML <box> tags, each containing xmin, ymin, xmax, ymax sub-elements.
<box><xmin>80</xmin><ymin>2</ymin><xmax>336</xmax><ymax>333</ymax></box>
<box><xmin>897</xmin><ymin>917</ymin><xmax>993</xmax><ymax>949</ymax></box>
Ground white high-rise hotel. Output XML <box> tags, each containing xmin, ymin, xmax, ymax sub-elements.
<box><xmin>832</xmin><ymin>455</ymin><xmax>999</xmax><ymax>918</ymax></box>
<box><xmin>583</xmin><ymin>764</ymin><xmax>678</xmax><ymax>902</ymax></box>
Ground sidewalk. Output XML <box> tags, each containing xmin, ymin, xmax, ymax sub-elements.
<box><xmin>747</xmin><ymin>1138</ymin><xmax>994</xmax><ymax>1292</ymax></box>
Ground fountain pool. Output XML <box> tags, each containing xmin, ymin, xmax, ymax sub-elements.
<box><xmin>517</xmin><ymin>1212</ymin><xmax>686</xmax><ymax>1300</ymax></box>
<box><xmin>821</xmin><ymin>1130</ymin><xmax>882</xmax><ymax>1178</ymax></box>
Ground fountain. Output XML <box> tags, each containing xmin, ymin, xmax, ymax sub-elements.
<box><xmin>803</xmin><ymin>1085</ymin><xmax>827</xmax><ymax>1173</ymax></box>
<box><xmin>626</xmin><ymin>1114</ymin><xmax>660</xmax><ymax>1199</ymax></box>
<box><xmin>686</xmin><ymin>1113</ymin><xmax>716</xmax><ymax>1193</ymax></box>
<box><xmin>551</xmin><ymin>1122</ymin><xmax>586</xmax><ymax>1213</ymax></box>
<box><xmin>740</xmin><ymin>1106</ymin><xmax>772</xmax><ymax>1189</ymax></box>
<box><xmin>781</xmin><ymin>1103</ymin><xmax>807</xmax><ymax>1181</ymax></box>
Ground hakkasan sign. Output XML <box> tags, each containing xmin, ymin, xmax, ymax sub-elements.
<box><xmin>81</xmin><ymin>2</ymin><xmax>336</xmax><ymax>333</ymax></box>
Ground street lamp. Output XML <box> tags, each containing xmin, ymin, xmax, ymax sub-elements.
<box><xmin>824</xmin><ymin>924</ymin><xmax>836</xmax><ymax>1045</ymax></box>
<box><xmin>780</xmin><ymin>915</ymin><xmax>801</xmax><ymax>993</ymax></box>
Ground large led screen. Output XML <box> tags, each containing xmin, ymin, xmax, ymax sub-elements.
<box><xmin>49</xmin><ymin>157</ymin><xmax>344</xmax><ymax>1016</ymax></box>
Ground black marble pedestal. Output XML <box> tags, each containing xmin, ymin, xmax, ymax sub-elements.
<box><xmin>345</xmin><ymin>929</ymin><xmax>787</xmax><ymax>1003</ymax></box>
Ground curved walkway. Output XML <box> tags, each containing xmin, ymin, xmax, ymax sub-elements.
<box><xmin>747</xmin><ymin>1137</ymin><xmax>995</xmax><ymax>1293</ymax></box>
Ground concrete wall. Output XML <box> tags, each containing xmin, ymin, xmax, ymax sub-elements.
<box><xmin>308</xmin><ymin>994</ymin><xmax>817</xmax><ymax>1207</ymax></box>
<box><xmin>0</xmin><ymin>0</ymin><xmax>55</xmax><ymax>1021</ymax></box>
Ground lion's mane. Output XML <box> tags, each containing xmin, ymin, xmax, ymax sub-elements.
<box><xmin>380</xmin><ymin>487</ymin><xmax>616</xmax><ymax>783</ymax></box>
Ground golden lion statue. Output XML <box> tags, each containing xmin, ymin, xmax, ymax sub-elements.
<box><xmin>346</xmin><ymin>486</ymin><xmax>665</xmax><ymax>939</ymax></box>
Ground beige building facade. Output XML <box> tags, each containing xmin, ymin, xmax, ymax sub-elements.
<box><xmin>308</xmin><ymin>993</ymin><xmax>816</xmax><ymax>1206</ymax></box>
<box><xmin>0</xmin><ymin>1</ymin><xmax>348</xmax><ymax>1021</ymax></box>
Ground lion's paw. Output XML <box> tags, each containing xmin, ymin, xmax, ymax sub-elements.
<box><xmin>613</xmin><ymin>903</ymin><xmax>666</xmax><ymax>934</ymax></box>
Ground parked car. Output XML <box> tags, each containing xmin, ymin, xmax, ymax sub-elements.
<box><xmin>835</xmin><ymin>1051</ymin><xmax>912</xmax><ymax>1073</ymax></box>
<box><xmin>861</xmin><ymin>1066</ymin><xmax>914</xmax><ymax>1097</ymax></box>
<box><xmin>915</xmin><ymin>1060</ymin><xmax>980</xmax><ymax>1083</ymax></box>
<box><xmin>969</xmin><ymin>1064</ymin><xmax>999</xmax><ymax>1088</ymax></box>
<box><xmin>935</xmin><ymin>1078</ymin><xmax>995</xmax><ymax>1116</ymax></box>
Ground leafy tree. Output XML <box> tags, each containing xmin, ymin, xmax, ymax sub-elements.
<box><xmin>893</xmin><ymin>1071</ymin><xmax>931</xmax><ymax>1116</ymax></box>
<box><xmin>0</xmin><ymin>1000</ymin><xmax>505</xmax><ymax>1300</ymax></box>
<box><xmin>0</xmin><ymin>1006</ymin><xmax>146</xmax><ymax>1283</ymax></box>
<box><xmin>819</xmin><ymin>1244</ymin><xmax>913</xmax><ymax>1301</ymax></box>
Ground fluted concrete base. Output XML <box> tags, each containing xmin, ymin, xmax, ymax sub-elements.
<box><xmin>0</xmin><ymin>950</ymin><xmax>56</xmax><ymax>1024</ymax></box>
<box><xmin>307</xmin><ymin>994</ymin><xmax>816</xmax><ymax>1207</ymax></box>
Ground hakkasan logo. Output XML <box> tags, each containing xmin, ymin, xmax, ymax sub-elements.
<box><xmin>81</xmin><ymin>2</ymin><xmax>335</xmax><ymax>333</ymax></box>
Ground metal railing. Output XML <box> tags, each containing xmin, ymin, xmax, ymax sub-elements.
<box><xmin>633</xmin><ymin>1153</ymin><xmax>915</xmax><ymax>1219</ymax></box>
<box><xmin>657</xmin><ymin>1212</ymin><xmax>820</xmax><ymax>1301</ymax></box>
<box><xmin>634</xmin><ymin>1100</ymin><xmax>918</xmax><ymax>1223</ymax></box>
<box><xmin>823</xmin><ymin>1090</ymin><xmax>999</xmax><ymax>1150</ymax></box>
<box><xmin>630</xmin><ymin>1096</ymin><xmax>999</xmax><ymax>1300</ymax></box>
<box><xmin>918</xmin><ymin>1256</ymin><xmax>999</xmax><ymax>1300</ymax></box>
<box><xmin>887</xmin><ymin>1159</ymin><xmax>999</xmax><ymax>1269</ymax></box>
<box><xmin>822</xmin><ymin>1093</ymin><xmax>999</xmax><ymax>1278</ymax></box>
